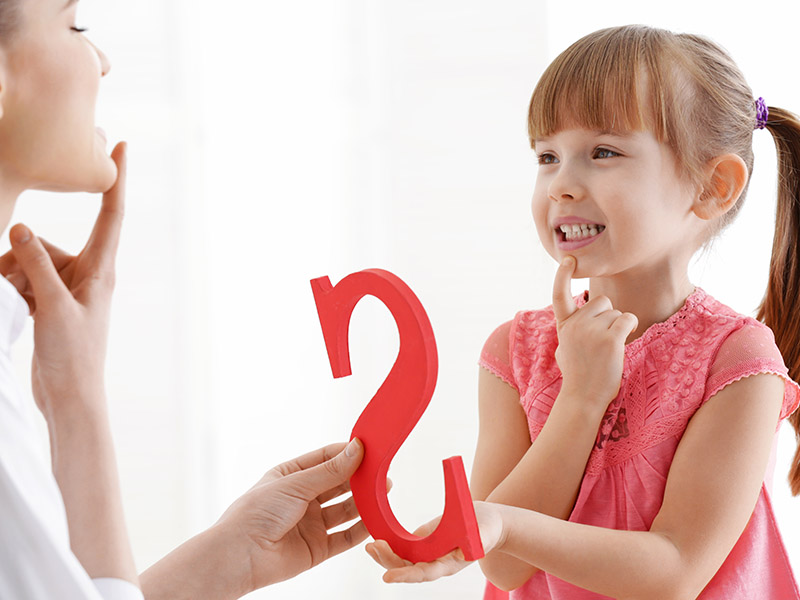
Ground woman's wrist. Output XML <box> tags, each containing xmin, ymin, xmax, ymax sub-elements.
<box><xmin>36</xmin><ymin>382</ymin><xmax>108</xmax><ymax>427</ymax></box>
<box><xmin>140</xmin><ymin>522</ymin><xmax>253</xmax><ymax>600</ymax></box>
<box><xmin>47</xmin><ymin>395</ymin><xmax>139</xmax><ymax>585</ymax></box>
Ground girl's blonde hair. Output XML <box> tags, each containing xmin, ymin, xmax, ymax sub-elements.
<box><xmin>528</xmin><ymin>24</ymin><xmax>800</xmax><ymax>495</ymax></box>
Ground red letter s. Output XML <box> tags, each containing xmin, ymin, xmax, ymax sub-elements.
<box><xmin>311</xmin><ymin>269</ymin><xmax>483</xmax><ymax>563</ymax></box>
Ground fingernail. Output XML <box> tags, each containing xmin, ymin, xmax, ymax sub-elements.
<box><xmin>12</xmin><ymin>225</ymin><xmax>30</xmax><ymax>244</ymax></box>
<box><xmin>345</xmin><ymin>438</ymin><xmax>361</xmax><ymax>457</ymax></box>
<box><xmin>562</xmin><ymin>256</ymin><xmax>573</xmax><ymax>267</ymax></box>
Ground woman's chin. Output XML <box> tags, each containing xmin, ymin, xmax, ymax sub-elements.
<box><xmin>34</xmin><ymin>154</ymin><xmax>117</xmax><ymax>194</ymax></box>
<box><xmin>89</xmin><ymin>148</ymin><xmax>118</xmax><ymax>192</ymax></box>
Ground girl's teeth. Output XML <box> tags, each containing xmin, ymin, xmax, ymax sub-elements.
<box><xmin>559</xmin><ymin>224</ymin><xmax>605</xmax><ymax>241</ymax></box>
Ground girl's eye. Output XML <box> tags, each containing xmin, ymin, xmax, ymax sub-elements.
<box><xmin>536</xmin><ymin>148</ymin><xmax>619</xmax><ymax>166</ymax></box>
<box><xmin>595</xmin><ymin>148</ymin><xmax>619</xmax><ymax>159</ymax></box>
<box><xmin>71</xmin><ymin>26</ymin><xmax>89</xmax><ymax>33</ymax></box>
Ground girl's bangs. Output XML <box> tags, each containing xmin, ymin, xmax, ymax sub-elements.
<box><xmin>528</xmin><ymin>31</ymin><xmax>663</xmax><ymax>147</ymax></box>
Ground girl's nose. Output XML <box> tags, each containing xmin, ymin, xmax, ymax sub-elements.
<box><xmin>548</xmin><ymin>163</ymin><xmax>585</xmax><ymax>203</ymax></box>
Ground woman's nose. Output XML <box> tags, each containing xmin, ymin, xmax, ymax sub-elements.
<box><xmin>93</xmin><ymin>43</ymin><xmax>111</xmax><ymax>77</ymax></box>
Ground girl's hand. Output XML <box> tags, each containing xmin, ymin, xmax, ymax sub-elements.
<box><xmin>365</xmin><ymin>501</ymin><xmax>505</xmax><ymax>584</ymax></box>
<box><xmin>0</xmin><ymin>142</ymin><xmax>127</xmax><ymax>420</ymax></box>
<box><xmin>552</xmin><ymin>256</ymin><xmax>638</xmax><ymax>410</ymax></box>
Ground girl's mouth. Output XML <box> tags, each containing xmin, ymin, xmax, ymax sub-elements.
<box><xmin>556</xmin><ymin>224</ymin><xmax>606</xmax><ymax>250</ymax></box>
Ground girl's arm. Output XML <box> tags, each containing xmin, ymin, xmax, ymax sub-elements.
<box><xmin>472</xmin><ymin>257</ymin><xmax>635</xmax><ymax>590</ymax></box>
<box><xmin>471</xmin><ymin>367</ymin><xmax>607</xmax><ymax>589</ymax></box>
<box><xmin>370</xmin><ymin>371</ymin><xmax>785</xmax><ymax>600</ymax></box>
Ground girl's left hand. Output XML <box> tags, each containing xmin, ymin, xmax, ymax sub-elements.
<box><xmin>365</xmin><ymin>501</ymin><xmax>505</xmax><ymax>583</ymax></box>
<box><xmin>0</xmin><ymin>142</ymin><xmax>127</xmax><ymax>420</ymax></box>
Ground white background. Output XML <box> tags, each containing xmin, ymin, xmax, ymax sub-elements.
<box><xmin>6</xmin><ymin>1</ymin><xmax>800</xmax><ymax>598</ymax></box>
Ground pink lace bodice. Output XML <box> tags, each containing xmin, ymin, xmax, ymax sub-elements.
<box><xmin>479</xmin><ymin>286</ymin><xmax>800</xmax><ymax>599</ymax></box>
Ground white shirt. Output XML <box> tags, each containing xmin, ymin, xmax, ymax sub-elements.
<box><xmin>0</xmin><ymin>275</ymin><xmax>143</xmax><ymax>600</ymax></box>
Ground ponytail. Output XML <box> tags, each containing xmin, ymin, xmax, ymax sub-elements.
<box><xmin>756</xmin><ymin>106</ymin><xmax>800</xmax><ymax>496</ymax></box>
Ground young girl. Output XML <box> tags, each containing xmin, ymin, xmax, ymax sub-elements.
<box><xmin>367</xmin><ymin>24</ymin><xmax>800</xmax><ymax>598</ymax></box>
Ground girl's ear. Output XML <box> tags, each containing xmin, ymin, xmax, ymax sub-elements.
<box><xmin>692</xmin><ymin>153</ymin><xmax>748</xmax><ymax>220</ymax></box>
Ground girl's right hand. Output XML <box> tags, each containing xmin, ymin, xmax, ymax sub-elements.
<box><xmin>552</xmin><ymin>256</ymin><xmax>638</xmax><ymax>412</ymax></box>
<box><xmin>365</xmin><ymin>501</ymin><xmax>505</xmax><ymax>584</ymax></box>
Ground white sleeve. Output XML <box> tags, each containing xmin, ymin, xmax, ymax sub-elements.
<box><xmin>0</xmin><ymin>456</ymin><xmax>105</xmax><ymax>599</ymax></box>
<box><xmin>0</xmin><ymin>380</ymin><xmax>142</xmax><ymax>599</ymax></box>
<box><xmin>93</xmin><ymin>578</ymin><xmax>145</xmax><ymax>600</ymax></box>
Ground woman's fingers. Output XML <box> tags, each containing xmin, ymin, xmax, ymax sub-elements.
<box><xmin>327</xmin><ymin>520</ymin><xmax>368</xmax><ymax>559</ymax></box>
<box><xmin>83</xmin><ymin>141</ymin><xmax>127</xmax><ymax>276</ymax></box>
<box><xmin>317</xmin><ymin>481</ymin><xmax>351</xmax><ymax>505</ymax></box>
<box><xmin>552</xmin><ymin>255</ymin><xmax>577</xmax><ymax>323</ymax></box>
<box><xmin>0</xmin><ymin>238</ymin><xmax>72</xmax><ymax>284</ymax></box>
<box><xmin>322</xmin><ymin>495</ymin><xmax>359</xmax><ymax>529</ymax></box>
<box><xmin>0</xmin><ymin>248</ymin><xmax>19</xmax><ymax>277</ymax></box>
<box><xmin>37</xmin><ymin>237</ymin><xmax>75</xmax><ymax>272</ymax></box>
<box><xmin>9</xmin><ymin>225</ymin><xmax>67</xmax><ymax>308</ymax></box>
<box><xmin>5</xmin><ymin>272</ymin><xmax>26</xmax><ymax>294</ymax></box>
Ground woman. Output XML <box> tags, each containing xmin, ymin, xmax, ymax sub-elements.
<box><xmin>0</xmin><ymin>0</ymin><xmax>367</xmax><ymax>597</ymax></box>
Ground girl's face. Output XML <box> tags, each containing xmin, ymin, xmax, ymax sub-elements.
<box><xmin>531</xmin><ymin>127</ymin><xmax>703</xmax><ymax>281</ymax></box>
<box><xmin>0</xmin><ymin>0</ymin><xmax>113</xmax><ymax>194</ymax></box>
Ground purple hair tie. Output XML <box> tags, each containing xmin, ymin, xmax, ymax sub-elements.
<box><xmin>755</xmin><ymin>97</ymin><xmax>769</xmax><ymax>130</ymax></box>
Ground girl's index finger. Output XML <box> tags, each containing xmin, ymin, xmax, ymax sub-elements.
<box><xmin>552</xmin><ymin>255</ymin><xmax>578</xmax><ymax>323</ymax></box>
<box><xmin>84</xmin><ymin>141</ymin><xmax>127</xmax><ymax>272</ymax></box>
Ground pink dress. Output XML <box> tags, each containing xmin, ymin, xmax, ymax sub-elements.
<box><xmin>479</xmin><ymin>286</ymin><xmax>800</xmax><ymax>599</ymax></box>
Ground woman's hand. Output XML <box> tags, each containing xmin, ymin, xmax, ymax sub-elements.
<box><xmin>141</xmin><ymin>440</ymin><xmax>370</xmax><ymax>599</ymax></box>
<box><xmin>552</xmin><ymin>256</ymin><xmax>638</xmax><ymax>410</ymax></box>
<box><xmin>217</xmin><ymin>439</ymin><xmax>369</xmax><ymax>590</ymax></box>
<box><xmin>365</xmin><ymin>501</ymin><xmax>505</xmax><ymax>584</ymax></box>
<box><xmin>0</xmin><ymin>142</ymin><xmax>127</xmax><ymax>420</ymax></box>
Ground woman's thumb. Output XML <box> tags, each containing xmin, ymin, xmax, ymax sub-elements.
<box><xmin>10</xmin><ymin>224</ymin><xmax>63</xmax><ymax>305</ymax></box>
<box><xmin>294</xmin><ymin>438</ymin><xmax>364</xmax><ymax>500</ymax></box>
<box><xmin>321</xmin><ymin>438</ymin><xmax>364</xmax><ymax>485</ymax></box>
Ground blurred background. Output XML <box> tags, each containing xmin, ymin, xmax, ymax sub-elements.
<box><xmin>5</xmin><ymin>0</ymin><xmax>800</xmax><ymax>598</ymax></box>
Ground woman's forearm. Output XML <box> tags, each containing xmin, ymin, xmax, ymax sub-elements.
<box><xmin>48</xmin><ymin>398</ymin><xmax>139</xmax><ymax>586</ymax></box>
<box><xmin>482</xmin><ymin>390</ymin><xmax>606</xmax><ymax>589</ymax></box>
<box><xmin>490</xmin><ymin>502</ymin><xmax>691</xmax><ymax>600</ymax></box>
<box><xmin>139</xmin><ymin>524</ymin><xmax>251</xmax><ymax>600</ymax></box>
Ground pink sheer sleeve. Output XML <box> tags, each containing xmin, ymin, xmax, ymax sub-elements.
<box><xmin>478</xmin><ymin>319</ymin><xmax>517</xmax><ymax>391</ymax></box>
<box><xmin>704</xmin><ymin>319</ymin><xmax>800</xmax><ymax>420</ymax></box>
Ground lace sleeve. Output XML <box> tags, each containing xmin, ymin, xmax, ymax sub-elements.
<box><xmin>478</xmin><ymin>319</ymin><xmax>517</xmax><ymax>391</ymax></box>
<box><xmin>704</xmin><ymin>318</ymin><xmax>800</xmax><ymax>420</ymax></box>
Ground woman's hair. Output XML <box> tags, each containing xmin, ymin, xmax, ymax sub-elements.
<box><xmin>527</xmin><ymin>24</ymin><xmax>800</xmax><ymax>496</ymax></box>
<box><xmin>0</xmin><ymin>0</ymin><xmax>21</xmax><ymax>43</ymax></box>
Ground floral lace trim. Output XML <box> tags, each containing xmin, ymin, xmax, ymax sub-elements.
<box><xmin>580</xmin><ymin>286</ymin><xmax>709</xmax><ymax>359</ymax></box>
<box><xmin>479</xmin><ymin>355</ymin><xmax>518</xmax><ymax>391</ymax></box>
<box><xmin>704</xmin><ymin>365</ymin><xmax>800</xmax><ymax>421</ymax></box>
<box><xmin>583</xmin><ymin>410</ymin><xmax>690</xmax><ymax>476</ymax></box>
<box><xmin>510</xmin><ymin>287</ymin><xmax>712</xmax><ymax>399</ymax></box>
